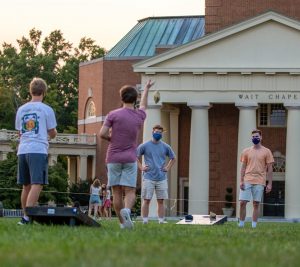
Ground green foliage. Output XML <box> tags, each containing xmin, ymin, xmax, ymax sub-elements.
<box><xmin>69</xmin><ymin>180</ymin><xmax>90</xmax><ymax>206</ymax></box>
<box><xmin>0</xmin><ymin>151</ymin><xmax>70</xmax><ymax>208</ymax></box>
<box><xmin>0</xmin><ymin>84</ymin><xmax>16</xmax><ymax>129</ymax></box>
<box><xmin>0</xmin><ymin>28</ymin><xmax>106</xmax><ymax>133</ymax></box>
<box><xmin>39</xmin><ymin>162</ymin><xmax>70</xmax><ymax>206</ymax></box>
<box><xmin>0</xmin><ymin>152</ymin><xmax>21</xmax><ymax>208</ymax></box>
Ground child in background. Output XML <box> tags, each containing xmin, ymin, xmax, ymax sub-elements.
<box><xmin>102</xmin><ymin>184</ymin><xmax>112</xmax><ymax>219</ymax></box>
<box><xmin>88</xmin><ymin>178</ymin><xmax>102</xmax><ymax>220</ymax></box>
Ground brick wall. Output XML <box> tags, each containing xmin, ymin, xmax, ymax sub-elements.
<box><xmin>205</xmin><ymin>0</ymin><xmax>300</xmax><ymax>34</ymax></box>
<box><xmin>79</xmin><ymin>59</ymin><xmax>142</xmax><ymax>180</ymax></box>
<box><xmin>209</xmin><ymin>104</ymin><xmax>239</xmax><ymax>214</ymax></box>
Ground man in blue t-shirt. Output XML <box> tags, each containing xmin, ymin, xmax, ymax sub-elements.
<box><xmin>137</xmin><ymin>124</ymin><xmax>176</xmax><ymax>224</ymax></box>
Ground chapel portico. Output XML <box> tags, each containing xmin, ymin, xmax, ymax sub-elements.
<box><xmin>134</xmin><ymin>11</ymin><xmax>300</xmax><ymax>219</ymax></box>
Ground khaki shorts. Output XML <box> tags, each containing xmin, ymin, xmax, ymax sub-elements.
<box><xmin>239</xmin><ymin>183</ymin><xmax>265</xmax><ymax>202</ymax></box>
<box><xmin>141</xmin><ymin>179</ymin><xmax>168</xmax><ymax>200</ymax></box>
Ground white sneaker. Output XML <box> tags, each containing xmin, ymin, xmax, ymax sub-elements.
<box><xmin>159</xmin><ymin>220</ymin><xmax>168</xmax><ymax>224</ymax></box>
<box><xmin>120</xmin><ymin>208</ymin><xmax>134</xmax><ymax>229</ymax></box>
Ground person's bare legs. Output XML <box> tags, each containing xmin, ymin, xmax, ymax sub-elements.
<box><xmin>252</xmin><ymin>201</ymin><xmax>260</xmax><ymax>228</ymax></box>
<box><xmin>123</xmin><ymin>186</ymin><xmax>136</xmax><ymax>210</ymax></box>
<box><xmin>157</xmin><ymin>199</ymin><xmax>164</xmax><ymax>218</ymax></box>
<box><xmin>112</xmin><ymin>186</ymin><xmax>124</xmax><ymax>223</ymax></box>
<box><xmin>142</xmin><ymin>199</ymin><xmax>151</xmax><ymax>223</ymax></box>
<box><xmin>26</xmin><ymin>184</ymin><xmax>42</xmax><ymax>207</ymax></box>
<box><xmin>94</xmin><ymin>204</ymin><xmax>99</xmax><ymax>219</ymax></box>
<box><xmin>239</xmin><ymin>200</ymin><xmax>247</xmax><ymax>221</ymax></box>
<box><xmin>239</xmin><ymin>200</ymin><xmax>248</xmax><ymax>227</ymax></box>
<box><xmin>21</xmin><ymin>185</ymin><xmax>31</xmax><ymax>216</ymax></box>
<box><xmin>88</xmin><ymin>204</ymin><xmax>92</xmax><ymax>217</ymax></box>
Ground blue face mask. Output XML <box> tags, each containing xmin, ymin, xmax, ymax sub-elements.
<box><xmin>152</xmin><ymin>132</ymin><xmax>162</xmax><ymax>141</ymax></box>
<box><xmin>252</xmin><ymin>137</ymin><xmax>260</xmax><ymax>145</ymax></box>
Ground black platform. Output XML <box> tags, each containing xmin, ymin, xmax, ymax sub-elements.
<box><xmin>25</xmin><ymin>206</ymin><xmax>100</xmax><ymax>227</ymax></box>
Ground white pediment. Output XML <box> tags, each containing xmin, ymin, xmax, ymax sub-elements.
<box><xmin>134</xmin><ymin>11</ymin><xmax>300</xmax><ymax>73</ymax></box>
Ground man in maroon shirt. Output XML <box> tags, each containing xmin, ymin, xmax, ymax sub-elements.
<box><xmin>100</xmin><ymin>80</ymin><xmax>154</xmax><ymax>229</ymax></box>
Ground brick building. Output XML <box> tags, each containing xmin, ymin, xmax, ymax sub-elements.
<box><xmin>78</xmin><ymin>1</ymin><xmax>300</xmax><ymax>218</ymax></box>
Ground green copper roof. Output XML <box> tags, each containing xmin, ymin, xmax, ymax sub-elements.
<box><xmin>106</xmin><ymin>16</ymin><xmax>205</xmax><ymax>58</ymax></box>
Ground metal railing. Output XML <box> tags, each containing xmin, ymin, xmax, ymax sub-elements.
<box><xmin>0</xmin><ymin>130</ymin><xmax>96</xmax><ymax>145</ymax></box>
<box><xmin>2</xmin><ymin>209</ymin><xmax>23</xmax><ymax>218</ymax></box>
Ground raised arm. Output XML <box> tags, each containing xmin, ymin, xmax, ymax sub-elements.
<box><xmin>139</xmin><ymin>80</ymin><xmax>155</xmax><ymax>110</ymax></box>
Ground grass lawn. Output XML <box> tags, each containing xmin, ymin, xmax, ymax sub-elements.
<box><xmin>0</xmin><ymin>218</ymin><xmax>299</xmax><ymax>267</ymax></box>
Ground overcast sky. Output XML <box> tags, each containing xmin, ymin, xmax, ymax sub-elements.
<box><xmin>0</xmin><ymin>0</ymin><xmax>205</xmax><ymax>51</ymax></box>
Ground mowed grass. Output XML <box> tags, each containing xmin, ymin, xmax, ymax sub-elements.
<box><xmin>0</xmin><ymin>218</ymin><xmax>300</xmax><ymax>267</ymax></box>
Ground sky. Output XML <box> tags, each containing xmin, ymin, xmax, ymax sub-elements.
<box><xmin>1</xmin><ymin>0</ymin><xmax>205</xmax><ymax>51</ymax></box>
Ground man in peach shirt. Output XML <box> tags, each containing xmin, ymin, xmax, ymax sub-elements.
<box><xmin>239</xmin><ymin>129</ymin><xmax>274</xmax><ymax>228</ymax></box>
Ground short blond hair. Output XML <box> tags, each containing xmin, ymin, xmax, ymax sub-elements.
<box><xmin>30</xmin><ymin>77</ymin><xmax>48</xmax><ymax>96</ymax></box>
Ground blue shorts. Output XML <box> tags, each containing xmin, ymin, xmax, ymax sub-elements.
<box><xmin>107</xmin><ymin>162</ymin><xmax>137</xmax><ymax>188</ymax></box>
<box><xmin>89</xmin><ymin>195</ymin><xmax>101</xmax><ymax>204</ymax></box>
<box><xmin>17</xmin><ymin>153</ymin><xmax>48</xmax><ymax>185</ymax></box>
<box><xmin>239</xmin><ymin>183</ymin><xmax>265</xmax><ymax>202</ymax></box>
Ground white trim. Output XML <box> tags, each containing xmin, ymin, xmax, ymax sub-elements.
<box><xmin>134</xmin><ymin>68</ymin><xmax>300</xmax><ymax>74</ymax></box>
<box><xmin>77</xmin><ymin>116</ymin><xmax>106</xmax><ymax>125</ymax></box>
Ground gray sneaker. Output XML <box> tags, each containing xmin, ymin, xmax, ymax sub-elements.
<box><xmin>120</xmin><ymin>208</ymin><xmax>134</xmax><ymax>229</ymax></box>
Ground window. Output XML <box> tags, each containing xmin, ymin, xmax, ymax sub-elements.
<box><xmin>258</xmin><ymin>104</ymin><xmax>286</xmax><ymax>127</ymax></box>
<box><xmin>86</xmin><ymin>100</ymin><xmax>96</xmax><ymax>118</ymax></box>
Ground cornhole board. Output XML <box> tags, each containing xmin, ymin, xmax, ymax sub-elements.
<box><xmin>25</xmin><ymin>206</ymin><xmax>100</xmax><ymax>227</ymax></box>
<box><xmin>176</xmin><ymin>215</ymin><xmax>227</xmax><ymax>225</ymax></box>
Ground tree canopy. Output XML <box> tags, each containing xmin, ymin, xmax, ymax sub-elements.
<box><xmin>0</xmin><ymin>28</ymin><xmax>106</xmax><ymax>133</ymax></box>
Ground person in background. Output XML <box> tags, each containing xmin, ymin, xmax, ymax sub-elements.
<box><xmin>15</xmin><ymin>77</ymin><xmax>57</xmax><ymax>225</ymax></box>
<box><xmin>102</xmin><ymin>184</ymin><xmax>112</xmax><ymax>219</ymax></box>
<box><xmin>239</xmin><ymin>129</ymin><xmax>274</xmax><ymax>228</ymax></box>
<box><xmin>137</xmin><ymin>124</ymin><xmax>176</xmax><ymax>224</ymax></box>
<box><xmin>88</xmin><ymin>178</ymin><xmax>102</xmax><ymax>220</ymax></box>
<box><xmin>99</xmin><ymin>80</ymin><xmax>154</xmax><ymax>229</ymax></box>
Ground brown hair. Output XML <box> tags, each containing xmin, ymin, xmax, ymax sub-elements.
<box><xmin>119</xmin><ymin>85</ymin><xmax>138</xmax><ymax>103</ymax></box>
<box><xmin>251</xmin><ymin>129</ymin><xmax>262</xmax><ymax>136</ymax></box>
<box><xmin>153</xmin><ymin>124</ymin><xmax>164</xmax><ymax>132</ymax></box>
<box><xmin>30</xmin><ymin>77</ymin><xmax>48</xmax><ymax>96</ymax></box>
<box><xmin>92</xmin><ymin>178</ymin><xmax>101</xmax><ymax>188</ymax></box>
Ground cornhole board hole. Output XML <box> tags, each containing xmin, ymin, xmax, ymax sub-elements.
<box><xmin>176</xmin><ymin>215</ymin><xmax>227</xmax><ymax>225</ymax></box>
<box><xmin>25</xmin><ymin>206</ymin><xmax>100</xmax><ymax>227</ymax></box>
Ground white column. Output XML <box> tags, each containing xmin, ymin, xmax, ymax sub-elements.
<box><xmin>188</xmin><ymin>102</ymin><xmax>210</xmax><ymax>215</ymax></box>
<box><xmin>48</xmin><ymin>154</ymin><xmax>58</xmax><ymax>166</ymax></box>
<box><xmin>284</xmin><ymin>104</ymin><xmax>300</xmax><ymax>219</ymax></box>
<box><xmin>92</xmin><ymin>155</ymin><xmax>96</xmax><ymax>179</ymax></box>
<box><xmin>67</xmin><ymin>156</ymin><xmax>77</xmax><ymax>184</ymax></box>
<box><xmin>0</xmin><ymin>152</ymin><xmax>8</xmax><ymax>161</ymax></box>
<box><xmin>169</xmin><ymin>109</ymin><xmax>179</xmax><ymax>216</ymax></box>
<box><xmin>79</xmin><ymin>155</ymin><xmax>88</xmax><ymax>181</ymax></box>
<box><xmin>235</xmin><ymin>103</ymin><xmax>258</xmax><ymax>218</ymax></box>
<box><xmin>142</xmin><ymin>104</ymin><xmax>162</xmax><ymax>218</ymax></box>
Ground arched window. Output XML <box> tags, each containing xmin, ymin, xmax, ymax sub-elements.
<box><xmin>85</xmin><ymin>99</ymin><xmax>96</xmax><ymax>118</ymax></box>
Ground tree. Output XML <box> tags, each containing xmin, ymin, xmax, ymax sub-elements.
<box><xmin>0</xmin><ymin>28</ymin><xmax>106</xmax><ymax>133</ymax></box>
<box><xmin>0</xmin><ymin>150</ymin><xmax>71</xmax><ymax>209</ymax></box>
